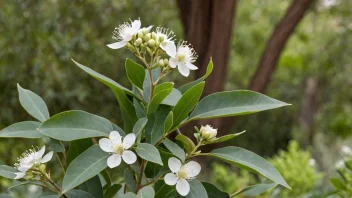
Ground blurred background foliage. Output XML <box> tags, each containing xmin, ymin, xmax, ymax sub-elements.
<box><xmin>0</xmin><ymin>0</ymin><xmax>351</xmax><ymax>197</ymax></box>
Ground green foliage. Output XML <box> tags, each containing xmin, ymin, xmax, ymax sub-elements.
<box><xmin>327</xmin><ymin>157</ymin><xmax>352</xmax><ymax>197</ymax></box>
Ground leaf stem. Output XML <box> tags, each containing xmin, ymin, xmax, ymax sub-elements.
<box><xmin>39</xmin><ymin>169</ymin><xmax>67</xmax><ymax>198</ymax></box>
<box><xmin>136</xmin><ymin>160</ymin><xmax>147</xmax><ymax>192</ymax></box>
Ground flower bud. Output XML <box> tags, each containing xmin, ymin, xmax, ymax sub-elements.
<box><xmin>134</xmin><ymin>38</ymin><xmax>143</xmax><ymax>47</ymax></box>
<box><xmin>158</xmin><ymin>35</ymin><xmax>164</xmax><ymax>42</ymax></box>
<box><xmin>146</xmin><ymin>47</ymin><xmax>153</xmax><ymax>55</ymax></box>
<box><xmin>126</xmin><ymin>43</ymin><xmax>134</xmax><ymax>51</ymax></box>
<box><xmin>148</xmin><ymin>39</ymin><xmax>156</xmax><ymax>47</ymax></box>
<box><xmin>138</xmin><ymin>30</ymin><xmax>144</xmax><ymax>38</ymax></box>
<box><xmin>151</xmin><ymin>32</ymin><xmax>157</xmax><ymax>40</ymax></box>
<box><xmin>155</xmin><ymin>40</ymin><xmax>160</xmax><ymax>47</ymax></box>
<box><xmin>200</xmin><ymin>125</ymin><xmax>217</xmax><ymax>141</ymax></box>
<box><xmin>163</xmin><ymin>59</ymin><xmax>169</xmax><ymax>65</ymax></box>
<box><xmin>26</xmin><ymin>172</ymin><xmax>34</xmax><ymax>180</ymax></box>
<box><xmin>144</xmin><ymin>33</ymin><xmax>151</xmax><ymax>42</ymax></box>
<box><xmin>39</xmin><ymin>164</ymin><xmax>46</xmax><ymax>173</ymax></box>
<box><xmin>159</xmin><ymin>59</ymin><xmax>165</xmax><ymax>67</ymax></box>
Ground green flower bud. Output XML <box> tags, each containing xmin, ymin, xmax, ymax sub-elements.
<box><xmin>159</xmin><ymin>59</ymin><xmax>165</xmax><ymax>67</ymax></box>
<box><xmin>146</xmin><ymin>47</ymin><xmax>153</xmax><ymax>55</ymax></box>
<box><xmin>151</xmin><ymin>32</ymin><xmax>157</xmax><ymax>40</ymax></box>
<box><xmin>163</xmin><ymin>58</ymin><xmax>169</xmax><ymax>65</ymax></box>
<box><xmin>138</xmin><ymin>30</ymin><xmax>144</xmax><ymax>38</ymax></box>
<box><xmin>134</xmin><ymin>38</ymin><xmax>143</xmax><ymax>47</ymax></box>
<box><xmin>155</xmin><ymin>40</ymin><xmax>160</xmax><ymax>47</ymax></box>
<box><xmin>158</xmin><ymin>35</ymin><xmax>165</xmax><ymax>42</ymax></box>
<box><xmin>144</xmin><ymin>33</ymin><xmax>151</xmax><ymax>42</ymax></box>
<box><xmin>126</xmin><ymin>43</ymin><xmax>134</xmax><ymax>51</ymax></box>
<box><xmin>200</xmin><ymin>125</ymin><xmax>217</xmax><ymax>141</ymax></box>
<box><xmin>39</xmin><ymin>164</ymin><xmax>46</xmax><ymax>173</ymax></box>
<box><xmin>148</xmin><ymin>39</ymin><xmax>156</xmax><ymax>47</ymax></box>
<box><xmin>26</xmin><ymin>172</ymin><xmax>34</xmax><ymax>180</ymax></box>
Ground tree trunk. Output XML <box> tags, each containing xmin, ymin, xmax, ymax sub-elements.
<box><xmin>248</xmin><ymin>0</ymin><xmax>314</xmax><ymax>93</ymax></box>
<box><xmin>177</xmin><ymin>0</ymin><xmax>237</xmax><ymax>129</ymax></box>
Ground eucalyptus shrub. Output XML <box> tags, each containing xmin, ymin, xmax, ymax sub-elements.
<box><xmin>0</xmin><ymin>19</ymin><xmax>291</xmax><ymax>198</ymax></box>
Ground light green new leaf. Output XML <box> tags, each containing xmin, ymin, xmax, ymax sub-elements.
<box><xmin>330</xmin><ymin>178</ymin><xmax>346</xmax><ymax>190</ymax></box>
<box><xmin>0</xmin><ymin>165</ymin><xmax>17</xmax><ymax>179</ymax></box>
<box><xmin>137</xmin><ymin>186</ymin><xmax>155</xmax><ymax>198</ymax></box>
<box><xmin>202</xmin><ymin>182</ymin><xmax>229</xmax><ymax>198</ymax></box>
<box><xmin>206</xmin><ymin>147</ymin><xmax>290</xmax><ymax>189</ymax></box>
<box><xmin>232</xmin><ymin>183</ymin><xmax>277</xmax><ymax>197</ymax></box>
<box><xmin>72</xmin><ymin>59</ymin><xmax>140</xmax><ymax>100</ymax></box>
<box><xmin>62</xmin><ymin>145</ymin><xmax>109</xmax><ymax>193</ymax></box>
<box><xmin>147</xmin><ymin>82</ymin><xmax>173</xmax><ymax>115</ymax></box>
<box><xmin>185</xmin><ymin>179</ymin><xmax>208</xmax><ymax>198</ymax></box>
<box><xmin>164</xmin><ymin>111</ymin><xmax>173</xmax><ymax>134</ymax></box>
<box><xmin>125</xmin><ymin>59</ymin><xmax>145</xmax><ymax>89</ymax></box>
<box><xmin>161</xmin><ymin>88</ymin><xmax>182</xmax><ymax>106</ymax></box>
<box><xmin>189</xmin><ymin>90</ymin><xmax>290</xmax><ymax>120</ymax></box>
<box><xmin>145</xmin><ymin>105</ymin><xmax>171</xmax><ymax>145</ymax></box>
<box><xmin>66</xmin><ymin>190</ymin><xmax>95</xmax><ymax>198</ymax></box>
<box><xmin>17</xmin><ymin>84</ymin><xmax>50</xmax><ymax>122</ymax></box>
<box><xmin>136</xmin><ymin>143</ymin><xmax>163</xmax><ymax>165</ymax></box>
<box><xmin>39</xmin><ymin>110</ymin><xmax>113</xmax><ymax>141</ymax></box>
<box><xmin>162</xmin><ymin>138</ymin><xmax>186</xmax><ymax>162</ymax></box>
<box><xmin>178</xmin><ymin>59</ymin><xmax>213</xmax><ymax>94</ymax></box>
<box><xmin>205</xmin><ymin>131</ymin><xmax>246</xmax><ymax>145</ymax></box>
<box><xmin>133</xmin><ymin>117</ymin><xmax>148</xmax><ymax>137</ymax></box>
<box><xmin>175</xmin><ymin>134</ymin><xmax>196</xmax><ymax>155</ymax></box>
<box><xmin>0</xmin><ymin>121</ymin><xmax>43</xmax><ymax>138</ymax></box>
<box><xmin>172</xmin><ymin>82</ymin><xmax>205</xmax><ymax>128</ymax></box>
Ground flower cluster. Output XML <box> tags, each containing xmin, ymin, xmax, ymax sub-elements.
<box><xmin>107</xmin><ymin>19</ymin><xmax>198</xmax><ymax>77</ymax></box>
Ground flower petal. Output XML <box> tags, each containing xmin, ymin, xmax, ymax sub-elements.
<box><xmin>186</xmin><ymin>62</ymin><xmax>198</xmax><ymax>70</ymax></box>
<box><xmin>168</xmin><ymin>157</ymin><xmax>182</xmax><ymax>173</ymax></box>
<box><xmin>107</xmin><ymin>154</ymin><xmax>121</xmax><ymax>168</ymax></box>
<box><xmin>122</xmin><ymin>150</ymin><xmax>137</xmax><ymax>164</ymax></box>
<box><xmin>184</xmin><ymin>161</ymin><xmax>201</xmax><ymax>178</ymax></box>
<box><xmin>109</xmin><ymin>131</ymin><xmax>122</xmax><ymax>145</ymax></box>
<box><xmin>18</xmin><ymin>164</ymin><xmax>32</xmax><ymax>172</ymax></box>
<box><xmin>161</xmin><ymin>42</ymin><xmax>177</xmax><ymax>57</ymax></box>
<box><xmin>169</xmin><ymin>58</ymin><xmax>178</xmax><ymax>68</ymax></box>
<box><xmin>131</xmin><ymin>19</ymin><xmax>141</xmax><ymax>33</ymax></box>
<box><xmin>99</xmin><ymin>138</ymin><xmax>114</xmax><ymax>153</ymax></box>
<box><xmin>14</xmin><ymin>172</ymin><xmax>26</xmax><ymax>180</ymax></box>
<box><xmin>35</xmin><ymin>146</ymin><xmax>46</xmax><ymax>159</ymax></box>
<box><xmin>107</xmin><ymin>41</ymin><xmax>128</xmax><ymax>49</ymax></box>
<box><xmin>123</xmin><ymin>133</ymin><xmax>136</xmax><ymax>149</ymax></box>
<box><xmin>164</xmin><ymin>173</ymin><xmax>178</xmax><ymax>185</ymax></box>
<box><xmin>41</xmin><ymin>151</ymin><xmax>53</xmax><ymax>163</ymax></box>
<box><xmin>176</xmin><ymin>179</ymin><xmax>190</xmax><ymax>196</ymax></box>
<box><xmin>178</xmin><ymin>63</ymin><xmax>190</xmax><ymax>77</ymax></box>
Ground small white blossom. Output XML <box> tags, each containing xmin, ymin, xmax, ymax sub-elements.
<box><xmin>107</xmin><ymin>19</ymin><xmax>141</xmax><ymax>49</ymax></box>
<box><xmin>335</xmin><ymin>160</ymin><xmax>344</xmax><ymax>169</ymax></box>
<box><xmin>166</xmin><ymin>42</ymin><xmax>198</xmax><ymax>77</ymax></box>
<box><xmin>99</xmin><ymin>131</ymin><xmax>137</xmax><ymax>168</ymax></box>
<box><xmin>164</xmin><ymin>157</ymin><xmax>201</xmax><ymax>196</ymax></box>
<box><xmin>14</xmin><ymin>146</ymin><xmax>53</xmax><ymax>179</ymax></box>
<box><xmin>341</xmin><ymin>145</ymin><xmax>352</xmax><ymax>156</ymax></box>
<box><xmin>155</xmin><ymin>27</ymin><xmax>176</xmax><ymax>56</ymax></box>
<box><xmin>309</xmin><ymin>158</ymin><xmax>316</xmax><ymax>167</ymax></box>
<box><xmin>200</xmin><ymin>125</ymin><xmax>217</xmax><ymax>141</ymax></box>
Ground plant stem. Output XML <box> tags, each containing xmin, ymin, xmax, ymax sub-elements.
<box><xmin>188</xmin><ymin>138</ymin><xmax>204</xmax><ymax>159</ymax></box>
<box><xmin>40</xmin><ymin>170</ymin><xmax>67</xmax><ymax>198</ymax></box>
<box><xmin>136</xmin><ymin>160</ymin><xmax>146</xmax><ymax>192</ymax></box>
<box><xmin>56</xmin><ymin>153</ymin><xmax>66</xmax><ymax>174</ymax></box>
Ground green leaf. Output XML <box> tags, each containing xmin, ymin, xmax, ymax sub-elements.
<box><xmin>0</xmin><ymin>121</ymin><xmax>43</xmax><ymax>138</ymax></box>
<box><xmin>66</xmin><ymin>139</ymin><xmax>93</xmax><ymax>167</ymax></box>
<box><xmin>154</xmin><ymin>181</ymin><xmax>176</xmax><ymax>198</ymax></box>
<box><xmin>137</xmin><ymin>186</ymin><xmax>155</xmax><ymax>198</ymax></box>
<box><xmin>120</xmin><ymin>192</ymin><xmax>137</xmax><ymax>198</ymax></box>
<box><xmin>162</xmin><ymin>138</ymin><xmax>186</xmax><ymax>162</ymax></box>
<box><xmin>189</xmin><ymin>90</ymin><xmax>290</xmax><ymax>120</ymax></box>
<box><xmin>205</xmin><ymin>131</ymin><xmax>246</xmax><ymax>145</ymax></box>
<box><xmin>172</xmin><ymin>82</ymin><xmax>205</xmax><ymax>128</ymax></box>
<box><xmin>135</xmin><ymin>143</ymin><xmax>163</xmax><ymax>165</ymax></box>
<box><xmin>175</xmin><ymin>134</ymin><xmax>196</xmax><ymax>155</ymax></box>
<box><xmin>145</xmin><ymin>105</ymin><xmax>171</xmax><ymax>145</ymax></box>
<box><xmin>17</xmin><ymin>84</ymin><xmax>50</xmax><ymax>122</ymax></box>
<box><xmin>0</xmin><ymin>195</ymin><xmax>15</xmax><ymax>198</ymax></box>
<box><xmin>0</xmin><ymin>165</ymin><xmax>17</xmax><ymax>179</ymax></box>
<box><xmin>144</xmin><ymin>149</ymin><xmax>173</xmax><ymax>179</ymax></box>
<box><xmin>345</xmin><ymin>160</ymin><xmax>352</xmax><ymax>171</ymax></box>
<box><xmin>143</xmin><ymin>68</ymin><xmax>160</xmax><ymax>102</ymax></box>
<box><xmin>179</xmin><ymin>59</ymin><xmax>213</xmax><ymax>94</ymax></box>
<box><xmin>112</xmin><ymin>88</ymin><xmax>138</xmax><ymax>133</ymax></box>
<box><xmin>134</xmin><ymin>98</ymin><xmax>146</xmax><ymax>119</ymax></box>
<box><xmin>8</xmin><ymin>181</ymin><xmax>43</xmax><ymax>190</ymax></box>
<box><xmin>77</xmin><ymin>176</ymin><xmax>103</xmax><ymax>198</ymax></box>
<box><xmin>104</xmin><ymin>184</ymin><xmax>122</xmax><ymax>198</ymax></box>
<box><xmin>330</xmin><ymin>178</ymin><xmax>346</xmax><ymax>190</ymax></box>
<box><xmin>39</xmin><ymin>195</ymin><xmax>59</xmax><ymax>198</ymax></box>
<box><xmin>202</xmin><ymin>182</ymin><xmax>229</xmax><ymax>198</ymax></box>
<box><xmin>62</xmin><ymin>145</ymin><xmax>109</xmax><ymax>193</ymax></box>
<box><xmin>112</xmin><ymin>124</ymin><xmax>126</xmax><ymax>136</ymax></box>
<box><xmin>232</xmin><ymin>183</ymin><xmax>277</xmax><ymax>197</ymax></box>
<box><xmin>39</xmin><ymin>110</ymin><xmax>113</xmax><ymax>141</ymax></box>
<box><xmin>66</xmin><ymin>190</ymin><xmax>95</xmax><ymax>198</ymax></box>
<box><xmin>185</xmin><ymin>179</ymin><xmax>208</xmax><ymax>198</ymax></box>
<box><xmin>124</xmin><ymin>169</ymin><xmax>137</xmax><ymax>193</ymax></box>
<box><xmin>125</xmin><ymin>59</ymin><xmax>146</xmax><ymax>89</ymax></box>
<box><xmin>47</xmin><ymin>139</ymin><xmax>65</xmax><ymax>153</ymax></box>
<box><xmin>147</xmin><ymin>82</ymin><xmax>174</xmax><ymax>115</ymax></box>
<box><xmin>206</xmin><ymin>147</ymin><xmax>290</xmax><ymax>189</ymax></box>
<box><xmin>72</xmin><ymin>59</ymin><xmax>140</xmax><ymax>101</ymax></box>
<box><xmin>164</xmin><ymin>112</ymin><xmax>173</xmax><ymax>134</ymax></box>
<box><xmin>133</xmin><ymin>118</ymin><xmax>148</xmax><ymax>137</ymax></box>
<box><xmin>161</xmin><ymin>88</ymin><xmax>182</xmax><ymax>106</ymax></box>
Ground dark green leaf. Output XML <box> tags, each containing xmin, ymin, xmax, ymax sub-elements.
<box><xmin>62</xmin><ymin>145</ymin><xmax>109</xmax><ymax>193</ymax></box>
<box><xmin>162</xmin><ymin>138</ymin><xmax>186</xmax><ymax>162</ymax></box>
<box><xmin>17</xmin><ymin>84</ymin><xmax>50</xmax><ymax>122</ymax></box>
<box><xmin>66</xmin><ymin>138</ymin><xmax>93</xmax><ymax>167</ymax></box>
<box><xmin>124</xmin><ymin>169</ymin><xmax>137</xmax><ymax>193</ymax></box>
<box><xmin>125</xmin><ymin>59</ymin><xmax>146</xmax><ymax>89</ymax></box>
<box><xmin>120</xmin><ymin>192</ymin><xmax>137</xmax><ymax>198</ymax></box>
<box><xmin>185</xmin><ymin>179</ymin><xmax>208</xmax><ymax>198</ymax></box>
<box><xmin>202</xmin><ymin>182</ymin><xmax>229</xmax><ymax>198</ymax></box>
<box><xmin>206</xmin><ymin>147</ymin><xmax>290</xmax><ymax>189</ymax></box>
<box><xmin>206</xmin><ymin>131</ymin><xmax>246</xmax><ymax>145</ymax></box>
<box><xmin>147</xmin><ymin>82</ymin><xmax>173</xmax><ymax>115</ymax></box>
<box><xmin>232</xmin><ymin>183</ymin><xmax>277</xmax><ymax>197</ymax></box>
<box><xmin>78</xmin><ymin>175</ymin><xmax>103</xmax><ymax>198</ymax></box>
<box><xmin>145</xmin><ymin>105</ymin><xmax>171</xmax><ymax>145</ymax></box>
<box><xmin>39</xmin><ymin>110</ymin><xmax>113</xmax><ymax>141</ymax></box>
<box><xmin>65</xmin><ymin>190</ymin><xmax>95</xmax><ymax>198</ymax></box>
<box><xmin>47</xmin><ymin>139</ymin><xmax>65</xmax><ymax>153</ymax></box>
<box><xmin>154</xmin><ymin>180</ymin><xmax>176</xmax><ymax>198</ymax></box>
<box><xmin>104</xmin><ymin>184</ymin><xmax>122</xmax><ymax>198</ymax></box>
<box><xmin>0</xmin><ymin>165</ymin><xmax>17</xmax><ymax>179</ymax></box>
<box><xmin>164</xmin><ymin>112</ymin><xmax>173</xmax><ymax>134</ymax></box>
<box><xmin>161</xmin><ymin>88</ymin><xmax>182</xmax><ymax>106</ymax></box>
<box><xmin>136</xmin><ymin>143</ymin><xmax>163</xmax><ymax>165</ymax></box>
<box><xmin>0</xmin><ymin>121</ymin><xmax>43</xmax><ymax>138</ymax></box>
<box><xmin>175</xmin><ymin>134</ymin><xmax>196</xmax><ymax>155</ymax></box>
<box><xmin>172</xmin><ymin>82</ymin><xmax>205</xmax><ymax>128</ymax></box>
<box><xmin>189</xmin><ymin>91</ymin><xmax>290</xmax><ymax>120</ymax></box>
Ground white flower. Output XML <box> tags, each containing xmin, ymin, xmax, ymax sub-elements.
<box><xmin>335</xmin><ymin>160</ymin><xmax>344</xmax><ymax>169</ymax></box>
<box><xmin>166</xmin><ymin>42</ymin><xmax>198</xmax><ymax>77</ymax></box>
<box><xmin>14</xmin><ymin>146</ymin><xmax>53</xmax><ymax>179</ymax></box>
<box><xmin>309</xmin><ymin>158</ymin><xmax>316</xmax><ymax>167</ymax></box>
<box><xmin>200</xmin><ymin>125</ymin><xmax>217</xmax><ymax>140</ymax></box>
<box><xmin>99</xmin><ymin>131</ymin><xmax>137</xmax><ymax>168</ymax></box>
<box><xmin>107</xmin><ymin>19</ymin><xmax>141</xmax><ymax>49</ymax></box>
<box><xmin>155</xmin><ymin>27</ymin><xmax>176</xmax><ymax>56</ymax></box>
<box><xmin>164</xmin><ymin>157</ymin><xmax>201</xmax><ymax>196</ymax></box>
<box><xmin>341</xmin><ymin>145</ymin><xmax>352</xmax><ymax>156</ymax></box>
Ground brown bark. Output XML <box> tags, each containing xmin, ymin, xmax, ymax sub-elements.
<box><xmin>177</xmin><ymin>0</ymin><xmax>237</xmax><ymax>129</ymax></box>
<box><xmin>248</xmin><ymin>0</ymin><xmax>314</xmax><ymax>93</ymax></box>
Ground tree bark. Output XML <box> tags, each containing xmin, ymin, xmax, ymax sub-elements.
<box><xmin>177</xmin><ymin>0</ymin><xmax>237</xmax><ymax>129</ymax></box>
<box><xmin>248</xmin><ymin>0</ymin><xmax>314</xmax><ymax>93</ymax></box>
